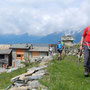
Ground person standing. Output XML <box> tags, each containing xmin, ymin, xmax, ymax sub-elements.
<box><xmin>80</xmin><ymin>26</ymin><xmax>90</xmax><ymax>77</ymax></box>
<box><xmin>49</xmin><ymin>44</ymin><xmax>53</xmax><ymax>56</ymax></box>
<box><xmin>57</xmin><ymin>41</ymin><xmax>63</xmax><ymax>60</ymax></box>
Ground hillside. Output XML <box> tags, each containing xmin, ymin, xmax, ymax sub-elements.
<box><xmin>40</xmin><ymin>55</ymin><xmax>90</xmax><ymax>90</ymax></box>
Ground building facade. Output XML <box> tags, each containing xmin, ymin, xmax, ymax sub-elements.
<box><xmin>10</xmin><ymin>44</ymin><xmax>49</xmax><ymax>61</ymax></box>
<box><xmin>0</xmin><ymin>50</ymin><xmax>12</xmax><ymax>66</ymax></box>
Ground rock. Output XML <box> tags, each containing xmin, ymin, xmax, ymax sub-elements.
<box><xmin>38</xmin><ymin>65</ymin><xmax>48</xmax><ymax>70</ymax></box>
<box><xmin>12</xmin><ymin>60</ymin><xmax>25</xmax><ymax>68</ymax></box>
<box><xmin>7</xmin><ymin>67</ymin><xmax>18</xmax><ymax>73</ymax></box>
<box><xmin>41</xmin><ymin>89</ymin><xmax>47</xmax><ymax>90</ymax></box>
<box><xmin>30</xmin><ymin>57</ymin><xmax>44</xmax><ymax>63</ymax></box>
<box><xmin>19</xmin><ymin>69</ymin><xmax>38</xmax><ymax>80</ymax></box>
<box><xmin>68</xmin><ymin>52</ymin><xmax>72</xmax><ymax>56</ymax></box>
<box><xmin>28</xmin><ymin>75</ymin><xmax>43</xmax><ymax>81</ymax></box>
<box><xmin>39</xmin><ymin>62</ymin><xmax>48</xmax><ymax>66</ymax></box>
<box><xmin>27</xmin><ymin>67</ymin><xmax>38</xmax><ymax>73</ymax></box>
<box><xmin>32</xmin><ymin>89</ymin><xmax>37</xmax><ymax>90</ymax></box>
<box><xmin>0</xmin><ymin>68</ymin><xmax>7</xmax><ymax>74</ymax></box>
<box><xmin>27</xmin><ymin>65</ymin><xmax>47</xmax><ymax>73</ymax></box>
<box><xmin>52</xmin><ymin>53</ymin><xmax>57</xmax><ymax>56</ymax></box>
<box><xmin>9</xmin><ymin>86</ymin><xmax>30</xmax><ymax>90</ymax></box>
<box><xmin>28</xmin><ymin>80</ymin><xmax>40</xmax><ymax>89</ymax></box>
<box><xmin>14</xmin><ymin>82</ymin><xmax>26</xmax><ymax>87</ymax></box>
<box><xmin>11</xmin><ymin>69</ymin><xmax>36</xmax><ymax>82</ymax></box>
<box><xmin>13</xmin><ymin>80</ymin><xmax>26</xmax><ymax>87</ymax></box>
<box><xmin>73</xmin><ymin>53</ymin><xmax>76</xmax><ymax>56</ymax></box>
<box><xmin>11</xmin><ymin>76</ymin><xmax>20</xmax><ymax>83</ymax></box>
<box><xmin>11</xmin><ymin>69</ymin><xmax>45</xmax><ymax>83</ymax></box>
<box><xmin>40</xmin><ymin>85</ymin><xmax>47</xmax><ymax>90</ymax></box>
<box><xmin>32</xmin><ymin>70</ymin><xmax>45</xmax><ymax>76</ymax></box>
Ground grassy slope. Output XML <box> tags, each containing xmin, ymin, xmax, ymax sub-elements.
<box><xmin>40</xmin><ymin>56</ymin><xmax>90</xmax><ymax>90</ymax></box>
<box><xmin>0</xmin><ymin>62</ymin><xmax>39</xmax><ymax>89</ymax></box>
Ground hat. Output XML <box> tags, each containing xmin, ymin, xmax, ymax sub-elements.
<box><xmin>58</xmin><ymin>40</ymin><xmax>61</xmax><ymax>42</ymax></box>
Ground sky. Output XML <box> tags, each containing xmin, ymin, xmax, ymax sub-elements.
<box><xmin>0</xmin><ymin>0</ymin><xmax>89</xmax><ymax>36</ymax></box>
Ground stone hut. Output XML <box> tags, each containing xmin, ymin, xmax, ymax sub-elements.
<box><xmin>28</xmin><ymin>46</ymin><xmax>49</xmax><ymax>58</ymax></box>
<box><xmin>0</xmin><ymin>44</ymin><xmax>12</xmax><ymax>68</ymax></box>
<box><xmin>10</xmin><ymin>43</ymin><xmax>49</xmax><ymax>61</ymax></box>
<box><xmin>61</xmin><ymin>35</ymin><xmax>74</xmax><ymax>46</ymax></box>
<box><xmin>0</xmin><ymin>49</ymin><xmax>12</xmax><ymax>67</ymax></box>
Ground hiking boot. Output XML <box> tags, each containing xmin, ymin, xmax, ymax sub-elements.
<box><xmin>60</xmin><ymin>57</ymin><xmax>62</xmax><ymax>60</ymax></box>
<box><xmin>58</xmin><ymin>56</ymin><xmax>60</xmax><ymax>60</ymax></box>
<box><xmin>58</xmin><ymin>56</ymin><xmax>62</xmax><ymax>60</ymax></box>
<box><xmin>84</xmin><ymin>67</ymin><xmax>89</xmax><ymax>77</ymax></box>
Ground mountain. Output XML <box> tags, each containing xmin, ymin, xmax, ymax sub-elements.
<box><xmin>37</xmin><ymin>32</ymin><xmax>82</xmax><ymax>43</ymax></box>
<box><xmin>73</xmin><ymin>32</ymin><xmax>82</xmax><ymax>43</ymax></box>
<box><xmin>0</xmin><ymin>32</ymin><xmax>82</xmax><ymax>44</ymax></box>
<box><xmin>0</xmin><ymin>33</ymin><xmax>41</xmax><ymax>44</ymax></box>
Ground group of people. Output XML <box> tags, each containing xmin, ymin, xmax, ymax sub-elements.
<box><xmin>49</xmin><ymin>26</ymin><xmax>90</xmax><ymax>77</ymax></box>
<box><xmin>49</xmin><ymin>40</ymin><xmax>64</xmax><ymax>60</ymax></box>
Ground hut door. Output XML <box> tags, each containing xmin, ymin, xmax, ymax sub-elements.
<box><xmin>32</xmin><ymin>52</ymin><xmax>39</xmax><ymax>57</ymax></box>
<box><xmin>21</xmin><ymin>55</ymin><xmax>24</xmax><ymax>60</ymax></box>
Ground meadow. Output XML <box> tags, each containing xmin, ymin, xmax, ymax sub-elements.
<box><xmin>40</xmin><ymin>55</ymin><xmax>90</xmax><ymax>90</ymax></box>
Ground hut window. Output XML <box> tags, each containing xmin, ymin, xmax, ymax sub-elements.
<box><xmin>17</xmin><ymin>54</ymin><xmax>21</xmax><ymax>57</ymax></box>
<box><xmin>0</xmin><ymin>55</ymin><xmax>4</xmax><ymax>59</ymax></box>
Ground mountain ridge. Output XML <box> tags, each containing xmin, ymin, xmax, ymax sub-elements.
<box><xmin>0</xmin><ymin>32</ymin><xmax>82</xmax><ymax>44</ymax></box>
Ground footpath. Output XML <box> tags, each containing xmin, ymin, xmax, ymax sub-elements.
<box><xmin>7</xmin><ymin>55</ymin><xmax>54</xmax><ymax>90</ymax></box>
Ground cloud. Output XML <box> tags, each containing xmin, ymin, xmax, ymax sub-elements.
<box><xmin>0</xmin><ymin>0</ymin><xmax>89</xmax><ymax>36</ymax></box>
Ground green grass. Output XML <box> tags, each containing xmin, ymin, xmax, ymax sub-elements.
<box><xmin>40</xmin><ymin>55</ymin><xmax>90</xmax><ymax>90</ymax></box>
<box><xmin>0</xmin><ymin>62</ymin><xmax>39</xmax><ymax>89</ymax></box>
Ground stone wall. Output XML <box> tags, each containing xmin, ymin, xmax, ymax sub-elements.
<box><xmin>63</xmin><ymin>41</ymin><xmax>73</xmax><ymax>46</ymax></box>
<box><xmin>24</xmin><ymin>51</ymin><xmax>29</xmax><ymax>61</ymax></box>
<box><xmin>61</xmin><ymin>35</ymin><xmax>74</xmax><ymax>47</ymax></box>
<box><xmin>12</xmin><ymin>49</ymin><xmax>16</xmax><ymax>60</ymax></box>
<box><xmin>4</xmin><ymin>55</ymin><xmax>9</xmax><ymax>65</ymax></box>
<box><xmin>62</xmin><ymin>46</ymin><xmax>84</xmax><ymax>58</ymax></box>
<box><xmin>39</xmin><ymin>52</ymin><xmax>48</xmax><ymax>57</ymax></box>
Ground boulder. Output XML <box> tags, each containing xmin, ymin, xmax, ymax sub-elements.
<box><xmin>28</xmin><ymin>75</ymin><xmax>43</xmax><ymax>81</ymax></box>
<box><xmin>9</xmin><ymin>86</ymin><xmax>30</xmax><ymax>90</ymax></box>
<box><xmin>13</xmin><ymin>80</ymin><xmax>26</xmax><ymax>87</ymax></box>
<box><xmin>28</xmin><ymin>80</ymin><xmax>40</xmax><ymax>89</ymax></box>
<box><xmin>11</xmin><ymin>69</ymin><xmax>36</xmax><ymax>82</ymax></box>
<box><xmin>27</xmin><ymin>65</ymin><xmax>47</xmax><ymax>73</ymax></box>
<box><xmin>32</xmin><ymin>70</ymin><xmax>45</xmax><ymax>76</ymax></box>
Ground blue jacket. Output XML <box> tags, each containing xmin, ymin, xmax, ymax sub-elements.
<box><xmin>58</xmin><ymin>43</ymin><xmax>63</xmax><ymax>50</ymax></box>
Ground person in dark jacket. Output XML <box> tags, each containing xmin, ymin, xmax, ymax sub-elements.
<box><xmin>80</xmin><ymin>26</ymin><xmax>90</xmax><ymax>77</ymax></box>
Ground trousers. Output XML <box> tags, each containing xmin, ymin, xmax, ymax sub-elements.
<box><xmin>84</xmin><ymin>46</ymin><xmax>90</xmax><ymax>68</ymax></box>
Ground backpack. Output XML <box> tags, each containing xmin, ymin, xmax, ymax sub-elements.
<box><xmin>86</xmin><ymin>27</ymin><xmax>90</xmax><ymax>34</ymax></box>
<box><xmin>61</xmin><ymin>42</ymin><xmax>64</xmax><ymax>46</ymax></box>
<box><xmin>83</xmin><ymin>27</ymin><xmax>90</xmax><ymax>49</ymax></box>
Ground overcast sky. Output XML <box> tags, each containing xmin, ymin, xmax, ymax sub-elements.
<box><xmin>0</xmin><ymin>0</ymin><xmax>89</xmax><ymax>36</ymax></box>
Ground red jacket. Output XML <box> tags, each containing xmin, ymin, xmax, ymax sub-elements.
<box><xmin>83</xmin><ymin>26</ymin><xmax>90</xmax><ymax>46</ymax></box>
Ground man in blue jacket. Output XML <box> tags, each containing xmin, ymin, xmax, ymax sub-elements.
<box><xmin>57</xmin><ymin>41</ymin><xmax>63</xmax><ymax>60</ymax></box>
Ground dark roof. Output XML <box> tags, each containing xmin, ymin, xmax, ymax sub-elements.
<box><xmin>10</xmin><ymin>44</ymin><xmax>32</xmax><ymax>49</ymax></box>
<box><xmin>32</xmin><ymin>44</ymin><xmax>49</xmax><ymax>47</ymax></box>
<box><xmin>28</xmin><ymin>46</ymin><xmax>49</xmax><ymax>52</ymax></box>
<box><xmin>0</xmin><ymin>49</ymin><xmax>12</xmax><ymax>54</ymax></box>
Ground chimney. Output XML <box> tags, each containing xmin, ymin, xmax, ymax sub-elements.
<box><xmin>26</xmin><ymin>43</ymin><xmax>28</xmax><ymax>47</ymax></box>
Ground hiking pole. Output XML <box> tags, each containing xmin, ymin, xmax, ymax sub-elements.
<box><xmin>77</xmin><ymin>49</ymin><xmax>82</xmax><ymax>74</ymax></box>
